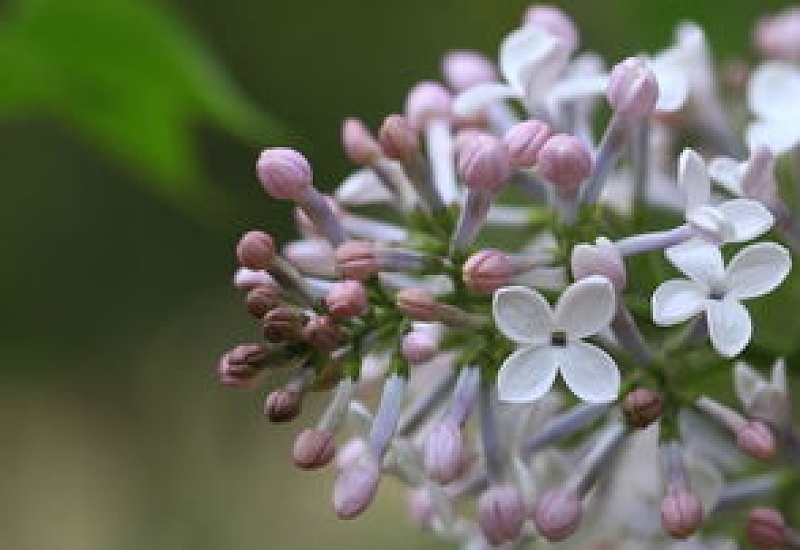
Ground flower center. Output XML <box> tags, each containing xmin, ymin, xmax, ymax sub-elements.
<box><xmin>550</xmin><ymin>330</ymin><xmax>568</xmax><ymax>347</ymax></box>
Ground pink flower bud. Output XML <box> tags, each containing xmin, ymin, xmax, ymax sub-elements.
<box><xmin>244</xmin><ymin>284</ymin><xmax>281</xmax><ymax>318</ymax></box>
<box><xmin>441</xmin><ymin>50</ymin><xmax>498</xmax><ymax>92</ymax></box>
<box><xmin>264</xmin><ymin>389</ymin><xmax>303</xmax><ymax>423</ymax></box>
<box><xmin>736</xmin><ymin>420</ymin><xmax>777</xmax><ymax>461</ymax></box>
<box><xmin>262</xmin><ymin>306</ymin><xmax>305</xmax><ymax>342</ymax></box>
<box><xmin>660</xmin><ymin>490</ymin><xmax>704</xmax><ymax>539</ymax></box>
<box><xmin>332</xmin><ymin>457</ymin><xmax>381</xmax><ymax>519</ymax></box>
<box><xmin>236</xmin><ymin>230</ymin><xmax>276</xmax><ymax>270</ymax></box>
<box><xmin>405</xmin><ymin>81</ymin><xmax>453</xmax><ymax>130</ymax></box>
<box><xmin>342</xmin><ymin>118</ymin><xmax>382</xmax><ymax>166</ymax></box>
<box><xmin>622</xmin><ymin>388</ymin><xmax>663</xmax><ymax>429</ymax></box>
<box><xmin>570</xmin><ymin>238</ymin><xmax>626</xmax><ymax>292</ymax></box>
<box><xmin>607</xmin><ymin>57</ymin><xmax>659</xmax><ymax>119</ymax></box>
<box><xmin>523</xmin><ymin>4</ymin><xmax>579</xmax><ymax>53</ymax></box>
<box><xmin>423</xmin><ymin>420</ymin><xmax>466</xmax><ymax>484</ymax></box>
<box><xmin>379</xmin><ymin>114</ymin><xmax>420</xmax><ymax>161</ymax></box>
<box><xmin>477</xmin><ymin>485</ymin><xmax>526</xmax><ymax>546</ymax></box>
<box><xmin>233</xmin><ymin>267</ymin><xmax>273</xmax><ymax>290</ymax></box>
<box><xmin>400</xmin><ymin>329</ymin><xmax>438</xmax><ymax>365</ymax></box>
<box><xmin>325</xmin><ymin>280</ymin><xmax>369</xmax><ymax>318</ymax></box>
<box><xmin>457</xmin><ymin>132</ymin><xmax>512</xmax><ymax>192</ymax></box>
<box><xmin>504</xmin><ymin>119</ymin><xmax>552</xmax><ymax>168</ymax></box>
<box><xmin>534</xmin><ymin>488</ymin><xmax>583</xmax><ymax>542</ymax></box>
<box><xmin>292</xmin><ymin>428</ymin><xmax>337</xmax><ymax>470</ymax></box>
<box><xmin>335</xmin><ymin>437</ymin><xmax>369</xmax><ymax>471</ymax></box>
<box><xmin>747</xmin><ymin>507</ymin><xmax>787</xmax><ymax>549</ymax></box>
<box><xmin>463</xmin><ymin>249</ymin><xmax>513</xmax><ymax>293</ymax></box>
<box><xmin>335</xmin><ymin>240</ymin><xmax>379</xmax><ymax>280</ymax></box>
<box><xmin>537</xmin><ymin>134</ymin><xmax>592</xmax><ymax>192</ymax></box>
<box><xmin>754</xmin><ymin>8</ymin><xmax>800</xmax><ymax>62</ymax></box>
<box><xmin>301</xmin><ymin>315</ymin><xmax>345</xmax><ymax>351</ymax></box>
<box><xmin>396</xmin><ymin>287</ymin><xmax>441</xmax><ymax>321</ymax></box>
<box><xmin>217</xmin><ymin>344</ymin><xmax>269</xmax><ymax>389</ymax></box>
<box><xmin>256</xmin><ymin>148</ymin><xmax>314</xmax><ymax>201</ymax></box>
<box><xmin>406</xmin><ymin>488</ymin><xmax>435</xmax><ymax>529</ymax></box>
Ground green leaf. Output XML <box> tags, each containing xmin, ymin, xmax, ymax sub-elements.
<box><xmin>0</xmin><ymin>0</ymin><xmax>285</xmax><ymax>206</ymax></box>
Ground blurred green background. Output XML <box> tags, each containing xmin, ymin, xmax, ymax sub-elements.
<box><xmin>0</xmin><ymin>0</ymin><xmax>795</xmax><ymax>548</ymax></box>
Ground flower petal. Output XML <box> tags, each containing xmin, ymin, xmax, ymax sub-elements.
<box><xmin>665</xmin><ymin>241</ymin><xmax>724</xmax><ymax>287</ymax></box>
<box><xmin>652</xmin><ymin>61</ymin><xmax>688</xmax><ymax>112</ymax></box>
<box><xmin>717</xmin><ymin>198</ymin><xmax>774</xmax><ymax>242</ymax></box>
<box><xmin>492</xmin><ymin>286</ymin><xmax>554</xmax><ymax>345</ymax></box>
<box><xmin>558</xmin><ymin>341</ymin><xmax>620</xmax><ymax>402</ymax></box>
<box><xmin>746</xmin><ymin>119</ymin><xmax>800</xmax><ymax>155</ymax></box>
<box><xmin>733</xmin><ymin>362</ymin><xmax>765</xmax><ymax>410</ymax></box>
<box><xmin>453</xmin><ymin>83</ymin><xmax>519</xmax><ymax>118</ymax></box>
<box><xmin>708</xmin><ymin>156</ymin><xmax>743</xmax><ymax>196</ymax></box>
<box><xmin>548</xmin><ymin>74</ymin><xmax>608</xmax><ymax>104</ymax></box>
<box><xmin>499</xmin><ymin>26</ymin><xmax>557</xmax><ymax>91</ymax></box>
<box><xmin>772</xmin><ymin>358</ymin><xmax>787</xmax><ymax>394</ymax></box>
<box><xmin>706</xmin><ymin>299</ymin><xmax>752</xmax><ymax>358</ymax></box>
<box><xmin>496</xmin><ymin>346</ymin><xmax>558</xmax><ymax>403</ymax></box>
<box><xmin>678</xmin><ymin>148</ymin><xmax>711</xmax><ymax>211</ymax></box>
<box><xmin>747</xmin><ymin>61</ymin><xmax>800</xmax><ymax>122</ymax></box>
<box><xmin>725</xmin><ymin>242</ymin><xmax>792</xmax><ymax>300</ymax></box>
<box><xmin>651</xmin><ymin>279</ymin><xmax>706</xmax><ymax>326</ymax></box>
<box><xmin>554</xmin><ymin>275</ymin><xmax>616</xmax><ymax>339</ymax></box>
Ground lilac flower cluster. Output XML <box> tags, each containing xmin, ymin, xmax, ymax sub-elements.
<box><xmin>218</xmin><ymin>5</ymin><xmax>800</xmax><ymax>548</ymax></box>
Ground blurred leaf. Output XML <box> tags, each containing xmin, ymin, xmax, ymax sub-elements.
<box><xmin>0</xmin><ymin>0</ymin><xmax>285</xmax><ymax>204</ymax></box>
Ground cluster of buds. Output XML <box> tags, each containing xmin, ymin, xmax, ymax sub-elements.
<box><xmin>217</xmin><ymin>4</ymin><xmax>800</xmax><ymax>548</ymax></box>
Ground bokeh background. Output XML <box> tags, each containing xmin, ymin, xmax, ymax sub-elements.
<box><xmin>0</xmin><ymin>0</ymin><xmax>795</xmax><ymax>548</ymax></box>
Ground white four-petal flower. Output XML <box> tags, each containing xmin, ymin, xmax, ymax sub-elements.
<box><xmin>677</xmin><ymin>149</ymin><xmax>774</xmax><ymax>244</ymax></box>
<box><xmin>747</xmin><ymin>61</ymin><xmax>800</xmax><ymax>153</ymax></box>
<box><xmin>652</xmin><ymin>241</ymin><xmax>792</xmax><ymax>358</ymax></box>
<box><xmin>492</xmin><ymin>276</ymin><xmax>620</xmax><ymax>403</ymax></box>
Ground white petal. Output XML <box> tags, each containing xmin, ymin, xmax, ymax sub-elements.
<box><xmin>499</xmin><ymin>26</ymin><xmax>557</xmax><ymax>91</ymax></box>
<box><xmin>558</xmin><ymin>341</ymin><xmax>620</xmax><ymax>402</ymax></box>
<box><xmin>746</xmin><ymin>119</ymin><xmax>800</xmax><ymax>155</ymax></box>
<box><xmin>678</xmin><ymin>149</ymin><xmax>711</xmax><ymax>210</ymax></box>
<box><xmin>453</xmin><ymin>83</ymin><xmax>518</xmax><ymax>118</ymax></box>
<box><xmin>772</xmin><ymin>358</ymin><xmax>787</xmax><ymax>394</ymax></box>
<box><xmin>717</xmin><ymin>199</ymin><xmax>774</xmax><ymax>242</ymax></box>
<box><xmin>651</xmin><ymin>279</ymin><xmax>706</xmax><ymax>326</ymax></box>
<box><xmin>665</xmin><ymin>241</ymin><xmax>724</xmax><ymax>287</ymax></box>
<box><xmin>496</xmin><ymin>346</ymin><xmax>558</xmax><ymax>403</ymax></box>
<box><xmin>733</xmin><ymin>362</ymin><xmax>765</xmax><ymax>409</ymax></box>
<box><xmin>708</xmin><ymin>156</ymin><xmax>743</xmax><ymax>196</ymax></box>
<box><xmin>706</xmin><ymin>299</ymin><xmax>752</xmax><ymax>358</ymax></box>
<box><xmin>549</xmin><ymin>74</ymin><xmax>609</xmax><ymax>103</ymax></box>
<box><xmin>747</xmin><ymin>61</ymin><xmax>800</xmax><ymax>122</ymax></box>
<box><xmin>554</xmin><ymin>276</ymin><xmax>616</xmax><ymax>338</ymax></box>
<box><xmin>652</xmin><ymin>62</ymin><xmax>689</xmax><ymax>112</ymax></box>
<box><xmin>336</xmin><ymin>169</ymin><xmax>394</xmax><ymax>205</ymax></box>
<box><xmin>725</xmin><ymin>241</ymin><xmax>791</xmax><ymax>300</ymax></box>
<box><xmin>492</xmin><ymin>286</ymin><xmax>554</xmax><ymax>344</ymax></box>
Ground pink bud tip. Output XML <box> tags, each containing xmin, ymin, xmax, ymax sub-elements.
<box><xmin>441</xmin><ymin>50</ymin><xmax>498</xmax><ymax>92</ymax></box>
<box><xmin>332</xmin><ymin>457</ymin><xmax>381</xmax><ymax>519</ymax></box>
<box><xmin>537</xmin><ymin>133</ymin><xmax>592</xmax><ymax>192</ymax></box>
<box><xmin>405</xmin><ymin>81</ymin><xmax>453</xmax><ymax>130</ymax></box>
<box><xmin>423</xmin><ymin>420</ymin><xmax>466</xmax><ymax>484</ymax></box>
<box><xmin>570</xmin><ymin>237</ymin><xmax>626</xmax><ymax>292</ymax></box>
<box><xmin>607</xmin><ymin>57</ymin><xmax>659</xmax><ymax>119</ymax></box>
<box><xmin>622</xmin><ymin>388</ymin><xmax>663</xmax><ymax>429</ymax></box>
<box><xmin>236</xmin><ymin>231</ymin><xmax>276</xmax><ymax>271</ymax></box>
<box><xmin>301</xmin><ymin>315</ymin><xmax>345</xmax><ymax>351</ymax></box>
<box><xmin>256</xmin><ymin>148</ymin><xmax>314</xmax><ymax>201</ymax></box>
<box><xmin>534</xmin><ymin>488</ymin><xmax>583</xmax><ymax>542</ymax></box>
<box><xmin>262</xmin><ymin>306</ymin><xmax>305</xmax><ymax>342</ymax></box>
<box><xmin>325</xmin><ymin>280</ymin><xmax>369</xmax><ymax>318</ymax></box>
<box><xmin>754</xmin><ymin>8</ymin><xmax>800</xmax><ymax>62</ymax></box>
<box><xmin>245</xmin><ymin>284</ymin><xmax>281</xmax><ymax>318</ymax></box>
<box><xmin>264</xmin><ymin>389</ymin><xmax>303</xmax><ymax>423</ymax></box>
<box><xmin>379</xmin><ymin>114</ymin><xmax>420</xmax><ymax>161</ymax></box>
<box><xmin>400</xmin><ymin>329</ymin><xmax>438</xmax><ymax>365</ymax></box>
<box><xmin>477</xmin><ymin>485</ymin><xmax>526</xmax><ymax>546</ymax></box>
<box><xmin>406</xmin><ymin>488</ymin><xmax>435</xmax><ymax>529</ymax></box>
<box><xmin>747</xmin><ymin>507</ymin><xmax>787</xmax><ymax>548</ymax></box>
<box><xmin>396</xmin><ymin>287</ymin><xmax>441</xmax><ymax>321</ymax></box>
<box><xmin>463</xmin><ymin>249</ymin><xmax>513</xmax><ymax>293</ymax></box>
<box><xmin>335</xmin><ymin>240</ymin><xmax>379</xmax><ymax>280</ymax></box>
<box><xmin>660</xmin><ymin>490</ymin><xmax>704</xmax><ymax>539</ymax></box>
<box><xmin>523</xmin><ymin>4</ymin><xmax>579</xmax><ymax>53</ymax></box>
<box><xmin>292</xmin><ymin>428</ymin><xmax>337</xmax><ymax>470</ymax></box>
<box><xmin>736</xmin><ymin>420</ymin><xmax>777</xmax><ymax>461</ymax></box>
<box><xmin>456</xmin><ymin>132</ymin><xmax>512</xmax><ymax>192</ymax></box>
<box><xmin>504</xmin><ymin>119</ymin><xmax>552</xmax><ymax>168</ymax></box>
<box><xmin>217</xmin><ymin>344</ymin><xmax>268</xmax><ymax>389</ymax></box>
<box><xmin>342</xmin><ymin>118</ymin><xmax>382</xmax><ymax>165</ymax></box>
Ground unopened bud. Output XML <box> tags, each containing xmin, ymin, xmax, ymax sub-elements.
<box><xmin>537</xmin><ymin>134</ymin><xmax>592</xmax><ymax>192</ymax></box>
<box><xmin>463</xmin><ymin>249</ymin><xmax>513</xmax><ymax>293</ymax></box>
<box><xmin>736</xmin><ymin>420</ymin><xmax>777</xmax><ymax>461</ymax></box>
<box><xmin>456</xmin><ymin>132</ymin><xmax>512</xmax><ymax>192</ymax></box>
<box><xmin>747</xmin><ymin>507</ymin><xmax>787</xmax><ymax>549</ymax></box>
<box><xmin>622</xmin><ymin>388</ymin><xmax>663</xmax><ymax>429</ymax></box>
<box><xmin>293</xmin><ymin>428</ymin><xmax>337</xmax><ymax>470</ymax></box>
<box><xmin>754</xmin><ymin>8</ymin><xmax>800</xmax><ymax>62</ymax></box>
<box><xmin>217</xmin><ymin>344</ymin><xmax>270</xmax><ymax>388</ymax></box>
<box><xmin>325</xmin><ymin>280</ymin><xmax>369</xmax><ymax>318</ymax></box>
<box><xmin>441</xmin><ymin>50</ymin><xmax>498</xmax><ymax>92</ymax></box>
<box><xmin>477</xmin><ymin>485</ymin><xmax>526</xmax><ymax>546</ymax></box>
<box><xmin>264</xmin><ymin>389</ymin><xmax>303</xmax><ymax>423</ymax></box>
<box><xmin>245</xmin><ymin>284</ymin><xmax>281</xmax><ymax>318</ymax></box>
<box><xmin>534</xmin><ymin>488</ymin><xmax>583</xmax><ymax>542</ymax></box>
<box><xmin>504</xmin><ymin>119</ymin><xmax>552</xmax><ymax>168</ymax></box>
<box><xmin>236</xmin><ymin>231</ymin><xmax>276</xmax><ymax>270</ymax></box>
<box><xmin>423</xmin><ymin>420</ymin><xmax>466</xmax><ymax>484</ymax></box>
<box><xmin>256</xmin><ymin>148</ymin><xmax>314</xmax><ymax>201</ymax></box>
<box><xmin>332</xmin><ymin>457</ymin><xmax>381</xmax><ymax>519</ymax></box>
<box><xmin>660</xmin><ymin>489</ymin><xmax>704</xmax><ymax>539</ymax></box>
<box><xmin>607</xmin><ymin>57</ymin><xmax>659</xmax><ymax>119</ymax></box>
<box><xmin>302</xmin><ymin>315</ymin><xmax>345</xmax><ymax>351</ymax></box>
<box><xmin>571</xmin><ymin>237</ymin><xmax>627</xmax><ymax>292</ymax></box>
<box><xmin>524</xmin><ymin>4</ymin><xmax>579</xmax><ymax>53</ymax></box>
<box><xmin>406</xmin><ymin>488</ymin><xmax>435</xmax><ymax>529</ymax></box>
<box><xmin>405</xmin><ymin>81</ymin><xmax>452</xmax><ymax>130</ymax></box>
<box><xmin>262</xmin><ymin>306</ymin><xmax>305</xmax><ymax>342</ymax></box>
<box><xmin>400</xmin><ymin>329</ymin><xmax>438</xmax><ymax>365</ymax></box>
<box><xmin>379</xmin><ymin>114</ymin><xmax>420</xmax><ymax>161</ymax></box>
<box><xmin>335</xmin><ymin>240</ymin><xmax>379</xmax><ymax>280</ymax></box>
<box><xmin>342</xmin><ymin>118</ymin><xmax>382</xmax><ymax>165</ymax></box>
<box><xmin>396</xmin><ymin>288</ymin><xmax>441</xmax><ymax>321</ymax></box>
